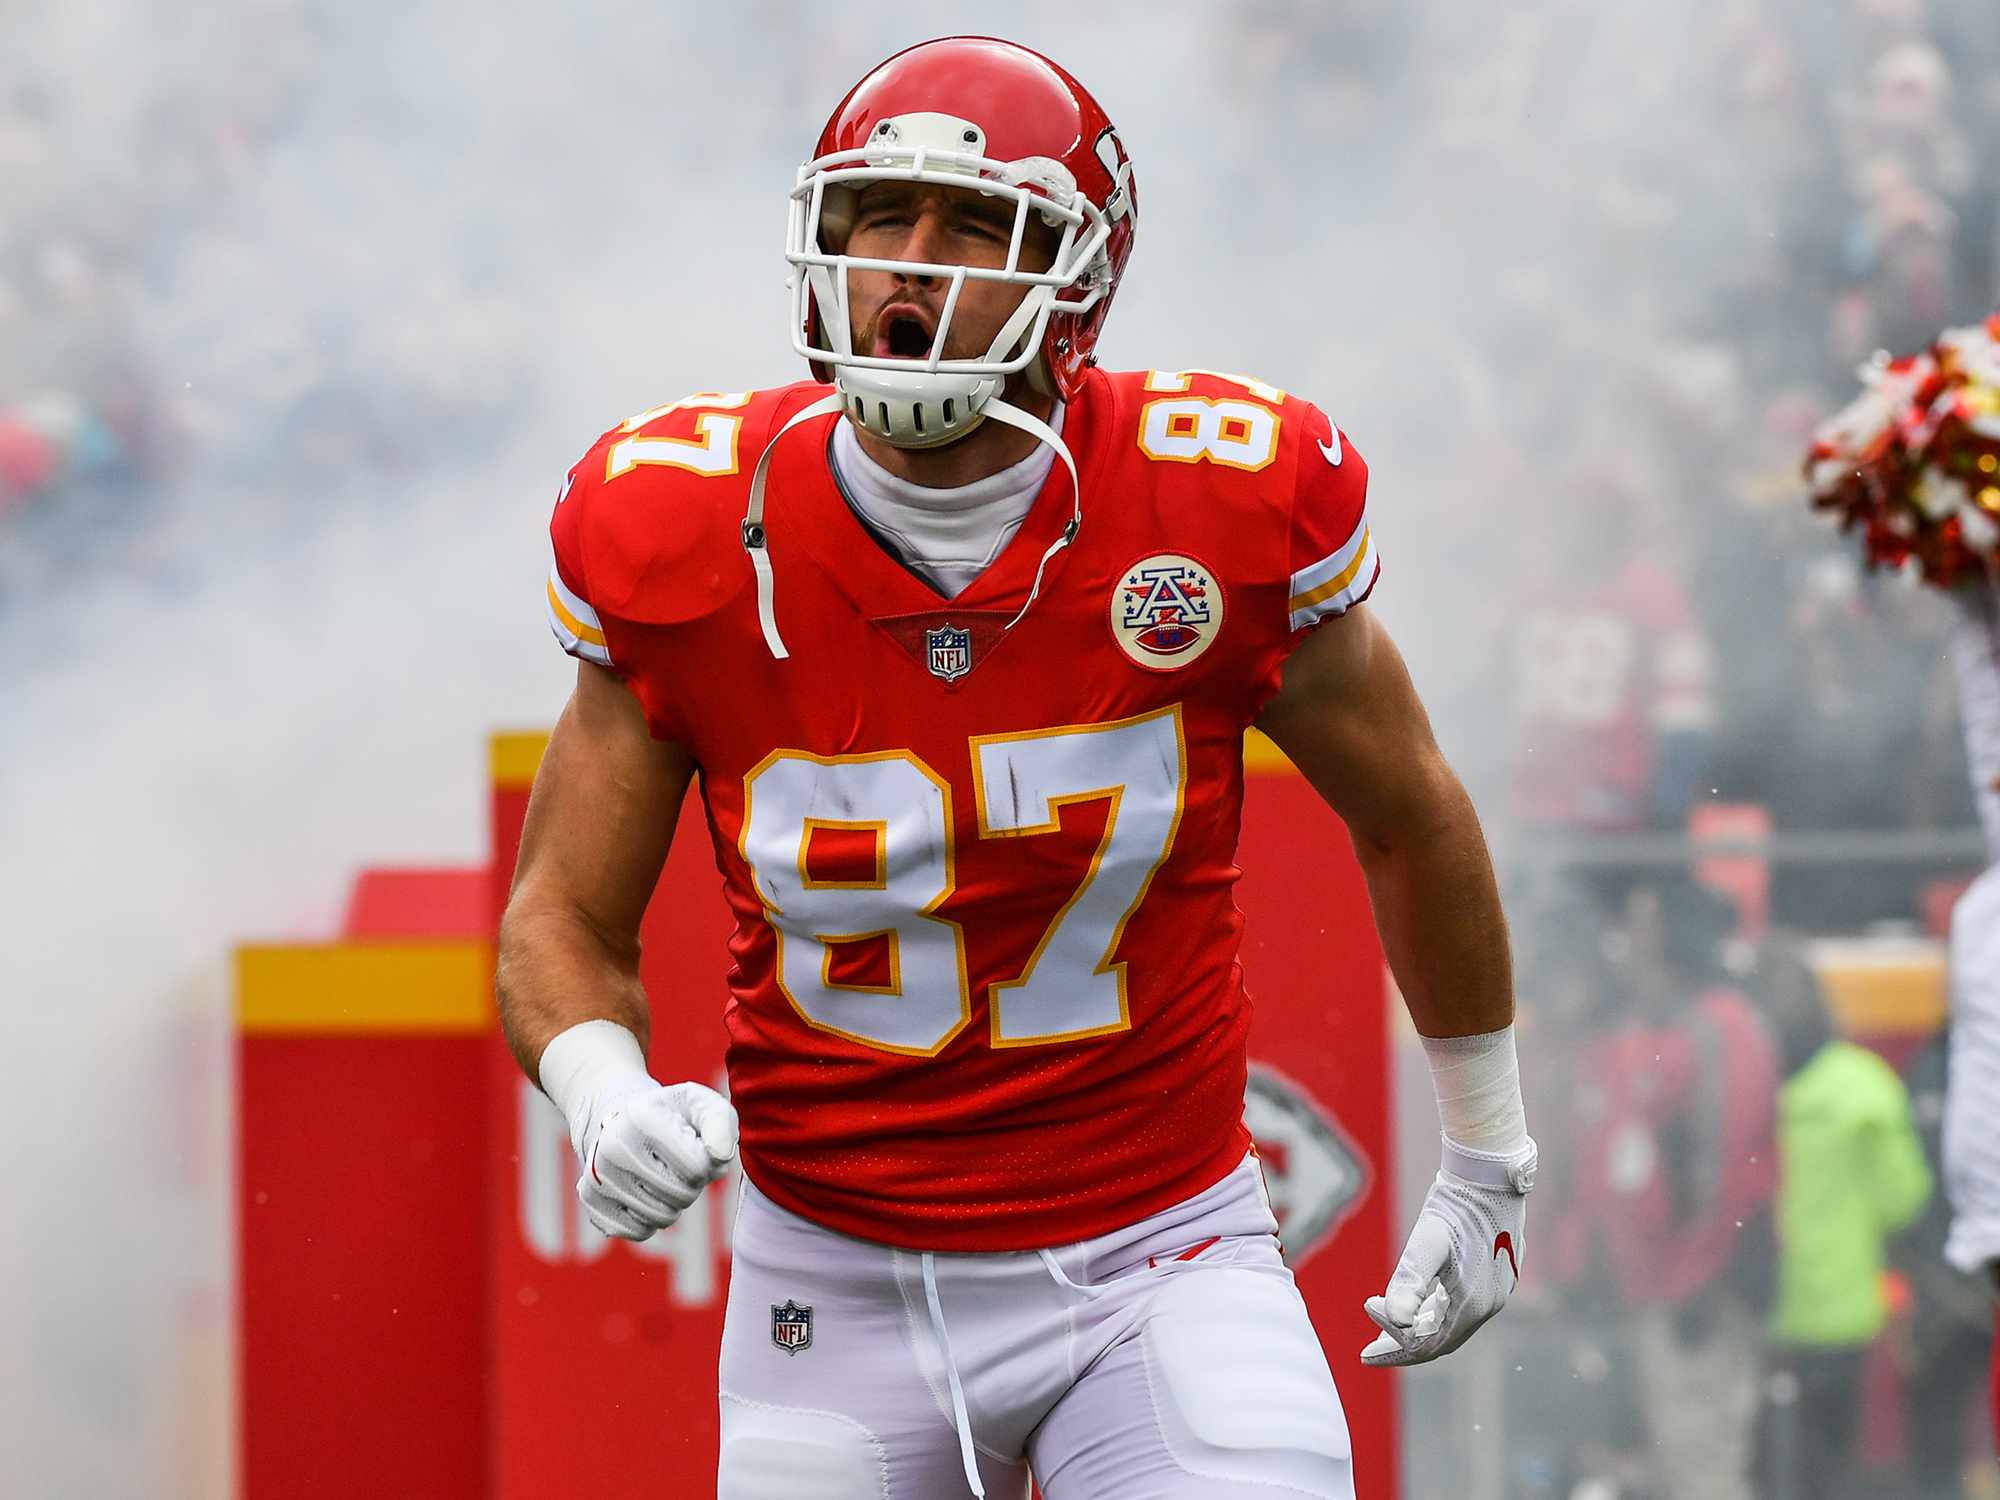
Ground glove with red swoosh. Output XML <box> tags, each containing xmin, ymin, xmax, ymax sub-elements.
<box><xmin>576</xmin><ymin>1079</ymin><xmax>738</xmax><ymax>1242</ymax></box>
<box><xmin>1360</xmin><ymin>1136</ymin><xmax>1536</xmax><ymax>1367</ymax></box>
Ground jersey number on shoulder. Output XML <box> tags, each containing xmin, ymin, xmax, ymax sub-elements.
<box><xmin>604</xmin><ymin>392</ymin><xmax>752</xmax><ymax>481</ymax></box>
<box><xmin>1137</xmin><ymin>369</ymin><xmax>1282</xmax><ymax>472</ymax></box>
<box><xmin>739</xmin><ymin>706</ymin><xmax>1186</xmax><ymax>1055</ymax></box>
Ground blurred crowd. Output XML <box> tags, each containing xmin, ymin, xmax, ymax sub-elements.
<box><xmin>0</xmin><ymin>3</ymin><xmax>540</xmax><ymax>614</ymax></box>
<box><xmin>0</xmin><ymin>58</ymin><xmax>172</xmax><ymax>584</ymax></box>
<box><xmin>1489</xmin><ymin>878</ymin><xmax>1992</xmax><ymax>1500</ymax></box>
<box><xmin>1227</xmin><ymin>0</ymin><xmax>2000</xmax><ymax>926</ymax></box>
<box><xmin>1219</xmin><ymin>0</ymin><xmax>2000</xmax><ymax>1495</ymax></box>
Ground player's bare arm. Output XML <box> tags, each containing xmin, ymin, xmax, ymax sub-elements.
<box><xmin>496</xmin><ymin>661</ymin><xmax>737</xmax><ymax>1242</ymax></box>
<box><xmin>497</xmin><ymin>659</ymin><xmax>688</xmax><ymax>1071</ymax></box>
<box><xmin>1260</xmin><ymin>607</ymin><xmax>1536</xmax><ymax>1369</ymax></box>
<box><xmin>1256</xmin><ymin>606</ymin><xmax>1511</xmax><ymax>1042</ymax></box>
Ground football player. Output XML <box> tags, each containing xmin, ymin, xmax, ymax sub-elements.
<box><xmin>498</xmin><ymin>35</ymin><xmax>1535</xmax><ymax>1500</ymax></box>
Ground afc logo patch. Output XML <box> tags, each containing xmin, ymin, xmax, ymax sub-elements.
<box><xmin>770</xmin><ymin>1299</ymin><xmax>813</xmax><ymax>1355</ymax></box>
<box><xmin>925</xmin><ymin>623</ymin><xmax>973</xmax><ymax>682</ymax></box>
<box><xmin>1112</xmin><ymin>553</ymin><xmax>1223</xmax><ymax>670</ymax></box>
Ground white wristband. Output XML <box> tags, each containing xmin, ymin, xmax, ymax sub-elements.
<box><xmin>535</xmin><ymin>1019</ymin><xmax>654</xmax><ymax>1158</ymax></box>
<box><xmin>1420</xmin><ymin>1024</ymin><xmax>1529</xmax><ymax>1159</ymax></box>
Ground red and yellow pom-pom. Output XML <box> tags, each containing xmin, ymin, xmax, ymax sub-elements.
<box><xmin>1809</xmin><ymin>313</ymin><xmax>2000</xmax><ymax>587</ymax></box>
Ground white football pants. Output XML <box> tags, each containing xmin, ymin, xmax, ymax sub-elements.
<box><xmin>717</xmin><ymin>1154</ymin><xmax>1356</xmax><ymax>1500</ymax></box>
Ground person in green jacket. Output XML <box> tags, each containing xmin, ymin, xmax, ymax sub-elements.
<box><xmin>1751</xmin><ymin>943</ymin><xmax>1933</xmax><ymax>1500</ymax></box>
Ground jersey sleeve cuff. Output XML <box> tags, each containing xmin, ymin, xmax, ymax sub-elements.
<box><xmin>546</xmin><ymin>562</ymin><xmax>614</xmax><ymax>667</ymax></box>
<box><xmin>1287</xmin><ymin>521</ymin><xmax>1379</xmax><ymax>631</ymax></box>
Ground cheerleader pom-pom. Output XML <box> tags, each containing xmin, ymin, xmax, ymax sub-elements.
<box><xmin>1806</xmin><ymin>315</ymin><xmax>2000</xmax><ymax>587</ymax></box>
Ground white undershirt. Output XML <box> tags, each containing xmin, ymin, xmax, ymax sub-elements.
<box><xmin>828</xmin><ymin>403</ymin><xmax>1063</xmax><ymax>599</ymax></box>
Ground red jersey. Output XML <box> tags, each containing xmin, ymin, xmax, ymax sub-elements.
<box><xmin>544</xmin><ymin>368</ymin><xmax>1376</xmax><ymax>1249</ymax></box>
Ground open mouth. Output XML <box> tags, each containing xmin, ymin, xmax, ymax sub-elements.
<box><xmin>878</xmin><ymin>309</ymin><xmax>935</xmax><ymax>359</ymax></box>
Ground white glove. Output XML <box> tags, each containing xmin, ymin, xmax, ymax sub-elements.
<box><xmin>577</xmin><ymin>1080</ymin><xmax>738</xmax><ymax>1241</ymax></box>
<box><xmin>536</xmin><ymin>1020</ymin><xmax>739</xmax><ymax>1243</ymax></box>
<box><xmin>1360</xmin><ymin>1137</ymin><xmax>1535</xmax><ymax>1367</ymax></box>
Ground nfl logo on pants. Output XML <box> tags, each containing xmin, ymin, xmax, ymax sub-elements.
<box><xmin>770</xmin><ymin>1300</ymin><xmax>813</xmax><ymax>1355</ymax></box>
<box><xmin>925</xmin><ymin>624</ymin><xmax>972</xmax><ymax>682</ymax></box>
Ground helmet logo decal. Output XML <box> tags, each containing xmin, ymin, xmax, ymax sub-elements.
<box><xmin>1112</xmin><ymin>553</ymin><xmax>1223</xmax><ymax>670</ymax></box>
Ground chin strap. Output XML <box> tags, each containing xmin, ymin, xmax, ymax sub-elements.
<box><xmin>979</xmin><ymin>396</ymin><xmax>1081</xmax><ymax>631</ymax></box>
<box><xmin>742</xmin><ymin>391</ymin><xmax>846</xmax><ymax>659</ymax></box>
<box><xmin>741</xmin><ymin>391</ymin><xmax>1082</xmax><ymax>660</ymax></box>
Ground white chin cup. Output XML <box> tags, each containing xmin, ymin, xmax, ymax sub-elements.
<box><xmin>832</xmin><ymin>365</ymin><xmax>1000</xmax><ymax>450</ymax></box>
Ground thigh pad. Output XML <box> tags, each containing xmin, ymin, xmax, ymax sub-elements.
<box><xmin>1147</xmin><ymin>1266</ymin><xmax>1353</xmax><ymax>1465</ymax></box>
<box><xmin>718</xmin><ymin>1395</ymin><xmax>889</xmax><ymax>1500</ymax></box>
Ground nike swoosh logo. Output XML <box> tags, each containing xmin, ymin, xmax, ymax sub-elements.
<box><xmin>1318</xmin><ymin>436</ymin><xmax>1343</xmax><ymax>467</ymax></box>
<box><xmin>1493</xmin><ymin>1231</ymin><xmax>1518</xmax><ymax>1282</ymax></box>
<box><xmin>557</xmin><ymin>471</ymin><xmax>576</xmax><ymax>504</ymax></box>
<box><xmin>1146</xmin><ymin>1234</ymin><xmax>1222</xmax><ymax>1270</ymax></box>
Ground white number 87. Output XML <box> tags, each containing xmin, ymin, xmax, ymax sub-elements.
<box><xmin>738</xmin><ymin>707</ymin><xmax>1187</xmax><ymax>1056</ymax></box>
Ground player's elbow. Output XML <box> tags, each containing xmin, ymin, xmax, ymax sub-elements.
<box><xmin>499</xmin><ymin>883</ymin><xmax>638</xmax><ymax>983</ymax></box>
<box><xmin>493</xmin><ymin>893</ymin><xmax>555</xmax><ymax>1040</ymax></box>
<box><xmin>495</xmin><ymin>887</ymin><xmax>640</xmax><ymax>1031</ymax></box>
<box><xmin>1348</xmin><ymin>748</ymin><xmax>1479</xmax><ymax>860</ymax></box>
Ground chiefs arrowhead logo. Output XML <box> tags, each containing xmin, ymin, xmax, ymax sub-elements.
<box><xmin>1243</xmin><ymin>1063</ymin><xmax>1370</xmax><ymax>1267</ymax></box>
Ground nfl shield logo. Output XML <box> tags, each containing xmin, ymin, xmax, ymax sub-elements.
<box><xmin>925</xmin><ymin>624</ymin><xmax>973</xmax><ymax>682</ymax></box>
<box><xmin>770</xmin><ymin>1300</ymin><xmax>813</xmax><ymax>1355</ymax></box>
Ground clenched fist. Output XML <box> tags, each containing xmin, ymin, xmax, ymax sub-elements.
<box><xmin>536</xmin><ymin>1019</ymin><xmax>739</xmax><ymax>1243</ymax></box>
<box><xmin>578</xmin><ymin>1080</ymin><xmax>738</xmax><ymax>1242</ymax></box>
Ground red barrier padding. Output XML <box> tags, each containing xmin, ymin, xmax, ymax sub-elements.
<box><xmin>344</xmin><ymin>867</ymin><xmax>489</xmax><ymax>941</ymax></box>
<box><xmin>238</xmin><ymin>1030</ymin><xmax>488</xmax><ymax>1498</ymax></box>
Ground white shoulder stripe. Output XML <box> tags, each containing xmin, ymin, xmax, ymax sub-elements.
<box><xmin>546</xmin><ymin>562</ymin><xmax>613</xmax><ymax>666</ymax></box>
<box><xmin>1288</xmin><ymin>520</ymin><xmax>1378</xmax><ymax>631</ymax></box>
<box><xmin>548</xmin><ymin>563</ymin><xmax>603</xmax><ymax>634</ymax></box>
<box><xmin>547</xmin><ymin>610</ymin><xmax>614</xmax><ymax>667</ymax></box>
<box><xmin>1288</xmin><ymin>511</ymin><xmax>1370</xmax><ymax>601</ymax></box>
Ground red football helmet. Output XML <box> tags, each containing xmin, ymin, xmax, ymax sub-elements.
<box><xmin>787</xmin><ymin>36</ymin><xmax>1138</xmax><ymax>448</ymax></box>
